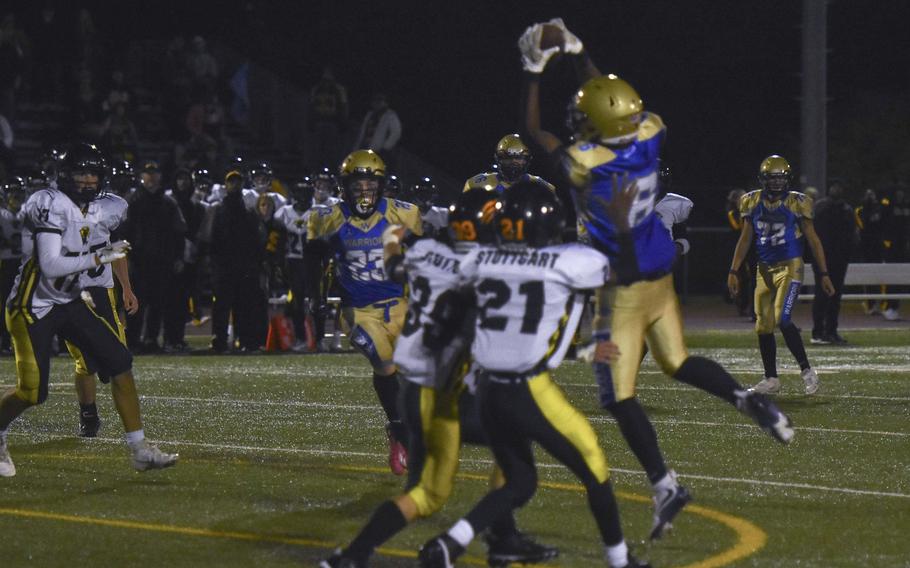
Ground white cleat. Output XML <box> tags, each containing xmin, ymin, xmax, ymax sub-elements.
<box><xmin>131</xmin><ymin>441</ymin><xmax>178</xmax><ymax>472</ymax></box>
<box><xmin>0</xmin><ymin>439</ymin><xmax>16</xmax><ymax>477</ymax></box>
<box><xmin>801</xmin><ymin>367</ymin><xmax>820</xmax><ymax>395</ymax></box>
<box><xmin>883</xmin><ymin>308</ymin><xmax>900</xmax><ymax>321</ymax></box>
<box><xmin>751</xmin><ymin>376</ymin><xmax>781</xmax><ymax>395</ymax></box>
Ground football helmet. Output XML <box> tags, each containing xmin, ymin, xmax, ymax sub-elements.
<box><xmin>58</xmin><ymin>143</ymin><xmax>108</xmax><ymax>205</ymax></box>
<box><xmin>191</xmin><ymin>167</ymin><xmax>212</xmax><ymax>189</ymax></box>
<box><xmin>567</xmin><ymin>74</ymin><xmax>643</xmax><ymax>145</ymax></box>
<box><xmin>409</xmin><ymin>176</ymin><xmax>438</xmax><ymax>213</ymax></box>
<box><xmin>448</xmin><ymin>188</ymin><xmax>499</xmax><ymax>244</ymax></box>
<box><xmin>2</xmin><ymin>179</ymin><xmax>26</xmax><ymax>213</ymax></box>
<box><xmin>497</xmin><ymin>179</ymin><xmax>564</xmax><ymax>247</ymax></box>
<box><xmin>494</xmin><ymin>134</ymin><xmax>531</xmax><ymax>182</ymax></box>
<box><xmin>340</xmin><ymin>150</ymin><xmax>386</xmax><ymax>219</ymax></box>
<box><xmin>292</xmin><ymin>176</ymin><xmax>315</xmax><ymax>209</ymax></box>
<box><xmin>39</xmin><ymin>146</ymin><xmax>65</xmax><ymax>177</ymax></box>
<box><xmin>249</xmin><ymin>161</ymin><xmax>273</xmax><ymax>191</ymax></box>
<box><xmin>109</xmin><ymin>160</ymin><xmax>135</xmax><ymax>197</ymax></box>
<box><xmin>759</xmin><ymin>155</ymin><xmax>792</xmax><ymax>197</ymax></box>
<box><xmin>658</xmin><ymin>160</ymin><xmax>672</xmax><ymax>198</ymax></box>
<box><xmin>173</xmin><ymin>167</ymin><xmax>193</xmax><ymax>196</ymax></box>
<box><xmin>312</xmin><ymin>166</ymin><xmax>338</xmax><ymax>202</ymax></box>
<box><xmin>23</xmin><ymin>168</ymin><xmax>50</xmax><ymax>194</ymax></box>
<box><xmin>384</xmin><ymin>174</ymin><xmax>402</xmax><ymax>199</ymax></box>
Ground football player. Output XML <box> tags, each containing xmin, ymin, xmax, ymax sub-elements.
<box><xmin>274</xmin><ymin>179</ymin><xmax>318</xmax><ymax>350</ymax></box>
<box><xmin>517</xmin><ymin>19</ymin><xmax>795</xmax><ymax>540</ymax></box>
<box><xmin>321</xmin><ymin>188</ymin><xmax>557</xmax><ymax>568</ymax></box>
<box><xmin>109</xmin><ymin>160</ymin><xmax>138</xmax><ymax>200</ymax></box>
<box><xmin>246</xmin><ymin>161</ymin><xmax>287</xmax><ymax>211</ymax></box>
<box><xmin>66</xmin><ymin>160</ymin><xmax>137</xmax><ymax>437</ymax></box>
<box><xmin>419</xmin><ymin>180</ymin><xmax>648</xmax><ymax>568</ymax></box>
<box><xmin>383</xmin><ymin>174</ymin><xmax>403</xmax><ymax>200</ymax></box>
<box><xmin>463</xmin><ymin>134</ymin><xmax>556</xmax><ymax>194</ymax></box>
<box><xmin>407</xmin><ymin>176</ymin><xmax>449</xmax><ymax>236</ymax></box>
<box><xmin>728</xmin><ymin>155</ymin><xmax>835</xmax><ymax>395</ymax></box>
<box><xmin>0</xmin><ymin>180</ymin><xmax>26</xmax><ymax>354</ymax></box>
<box><xmin>306</xmin><ymin>149</ymin><xmax>423</xmax><ymax>475</ymax></box>
<box><xmin>0</xmin><ymin>143</ymin><xmax>177</xmax><ymax>477</ymax></box>
<box><xmin>312</xmin><ymin>166</ymin><xmax>342</xmax><ymax>207</ymax></box>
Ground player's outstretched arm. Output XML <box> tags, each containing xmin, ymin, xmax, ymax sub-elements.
<box><xmin>381</xmin><ymin>224</ymin><xmax>409</xmax><ymax>284</ymax></box>
<box><xmin>801</xmin><ymin>218</ymin><xmax>836</xmax><ymax>296</ymax></box>
<box><xmin>727</xmin><ymin>220</ymin><xmax>754</xmax><ymax>297</ymax></box>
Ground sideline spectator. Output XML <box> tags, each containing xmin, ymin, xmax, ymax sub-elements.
<box><xmin>307</xmin><ymin>66</ymin><xmax>348</xmax><ymax>169</ymax></box>
<box><xmin>101</xmin><ymin>69</ymin><xmax>132</xmax><ymax>113</ymax></box>
<box><xmin>0</xmin><ymin>14</ymin><xmax>28</xmax><ymax>124</ymax></box>
<box><xmin>353</xmin><ymin>92</ymin><xmax>401</xmax><ymax>170</ymax></box>
<box><xmin>188</xmin><ymin>36</ymin><xmax>218</xmax><ymax>92</ymax></box>
<box><xmin>882</xmin><ymin>187</ymin><xmax>909</xmax><ymax>321</ymax></box>
<box><xmin>101</xmin><ymin>102</ymin><xmax>140</xmax><ymax>162</ymax></box>
<box><xmin>811</xmin><ymin>182</ymin><xmax>855</xmax><ymax>344</ymax></box>
<box><xmin>855</xmin><ymin>188</ymin><xmax>886</xmax><ymax>315</ymax></box>
<box><xmin>725</xmin><ymin>188</ymin><xmax>754</xmax><ymax>318</ymax></box>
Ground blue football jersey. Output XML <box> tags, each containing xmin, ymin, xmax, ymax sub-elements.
<box><xmin>561</xmin><ymin>113</ymin><xmax>676</xmax><ymax>278</ymax></box>
<box><xmin>739</xmin><ymin>190</ymin><xmax>813</xmax><ymax>264</ymax></box>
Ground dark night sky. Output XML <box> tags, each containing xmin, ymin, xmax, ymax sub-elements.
<box><xmin>13</xmin><ymin>1</ymin><xmax>910</xmax><ymax>218</ymax></box>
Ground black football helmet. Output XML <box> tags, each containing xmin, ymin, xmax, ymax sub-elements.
<box><xmin>312</xmin><ymin>166</ymin><xmax>338</xmax><ymax>202</ymax></box>
<box><xmin>250</xmin><ymin>161</ymin><xmax>273</xmax><ymax>190</ymax></box>
<box><xmin>58</xmin><ymin>143</ymin><xmax>108</xmax><ymax>205</ymax></box>
<box><xmin>409</xmin><ymin>176</ymin><xmax>438</xmax><ymax>213</ymax></box>
<box><xmin>2</xmin><ymin>178</ymin><xmax>27</xmax><ymax>213</ymax></box>
<box><xmin>23</xmin><ymin>168</ymin><xmax>50</xmax><ymax>194</ymax></box>
<box><xmin>384</xmin><ymin>174</ymin><xmax>402</xmax><ymax>199</ymax></box>
<box><xmin>448</xmin><ymin>188</ymin><xmax>499</xmax><ymax>245</ymax></box>
<box><xmin>657</xmin><ymin>160</ymin><xmax>672</xmax><ymax>198</ymax></box>
<box><xmin>191</xmin><ymin>167</ymin><xmax>212</xmax><ymax>189</ymax></box>
<box><xmin>497</xmin><ymin>179</ymin><xmax>564</xmax><ymax>247</ymax></box>
<box><xmin>40</xmin><ymin>146</ymin><xmax>65</xmax><ymax>177</ymax></box>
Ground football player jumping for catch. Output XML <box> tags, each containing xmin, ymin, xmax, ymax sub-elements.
<box><xmin>306</xmin><ymin>150</ymin><xmax>423</xmax><ymax>475</ymax></box>
<box><xmin>517</xmin><ymin>18</ymin><xmax>795</xmax><ymax>540</ymax></box>
<box><xmin>728</xmin><ymin>155</ymin><xmax>835</xmax><ymax>395</ymax></box>
<box><xmin>0</xmin><ymin>143</ymin><xmax>177</xmax><ymax>477</ymax></box>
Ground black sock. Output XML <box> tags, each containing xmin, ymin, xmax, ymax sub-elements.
<box><xmin>673</xmin><ymin>356</ymin><xmax>741</xmax><ymax>405</ymax></box>
<box><xmin>79</xmin><ymin>402</ymin><xmax>98</xmax><ymax>419</ymax></box>
<box><xmin>372</xmin><ymin>372</ymin><xmax>400</xmax><ymax>423</ymax></box>
<box><xmin>607</xmin><ymin>398</ymin><xmax>667</xmax><ymax>483</ymax></box>
<box><xmin>587</xmin><ymin>480</ymin><xmax>624</xmax><ymax>547</ymax></box>
<box><xmin>780</xmin><ymin>323</ymin><xmax>810</xmax><ymax>370</ymax></box>
<box><xmin>758</xmin><ymin>333</ymin><xmax>778</xmax><ymax>378</ymax></box>
<box><xmin>488</xmin><ymin>510</ymin><xmax>518</xmax><ymax>539</ymax></box>
<box><xmin>344</xmin><ymin>500</ymin><xmax>408</xmax><ymax>562</ymax></box>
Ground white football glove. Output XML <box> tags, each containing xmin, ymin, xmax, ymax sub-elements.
<box><xmin>96</xmin><ymin>240</ymin><xmax>131</xmax><ymax>265</ymax></box>
<box><xmin>381</xmin><ymin>224</ymin><xmax>404</xmax><ymax>246</ymax></box>
<box><xmin>548</xmin><ymin>17</ymin><xmax>584</xmax><ymax>54</ymax></box>
<box><xmin>518</xmin><ymin>24</ymin><xmax>561</xmax><ymax>74</ymax></box>
<box><xmin>80</xmin><ymin>290</ymin><xmax>96</xmax><ymax>309</ymax></box>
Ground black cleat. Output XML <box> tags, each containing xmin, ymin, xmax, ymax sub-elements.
<box><xmin>650</xmin><ymin>473</ymin><xmax>693</xmax><ymax>540</ymax></box>
<box><xmin>737</xmin><ymin>391</ymin><xmax>795</xmax><ymax>444</ymax></box>
<box><xmin>419</xmin><ymin>534</ymin><xmax>464</xmax><ymax>568</ymax></box>
<box><xmin>485</xmin><ymin>530</ymin><xmax>559</xmax><ymax>566</ymax></box>
<box><xmin>626</xmin><ymin>553</ymin><xmax>653</xmax><ymax>567</ymax></box>
<box><xmin>78</xmin><ymin>413</ymin><xmax>101</xmax><ymax>438</ymax></box>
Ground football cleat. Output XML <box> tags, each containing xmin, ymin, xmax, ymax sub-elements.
<box><xmin>624</xmin><ymin>553</ymin><xmax>653</xmax><ymax>568</ymax></box>
<box><xmin>78</xmin><ymin>412</ymin><xmax>101</xmax><ymax>438</ymax></box>
<box><xmin>883</xmin><ymin>308</ymin><xmax>900</xmax><ymax>321</ymax></box>
<box><xmin>751</xmin><ymin>376</ymin><xmax>781</xmax><ymax>394</ymax></box>
<box><xmin>801</xmin><ymin>367</ymin><xmax>820</xmax><ymax>395</ymax></box>
<box><xmin>737</xmin><ymin>391</ymin><xmax>795</xmax><ymax>444</ymax></box>
<box><xmin>485</xmin><ymin>530</ymin><xmax>559</xmax><ymax>566</ymax></box>
<box><xmin>319</xmin><ymin>549</ymin><xmax>365</xmax><ymax>568</ymax></box>
<box><xmin>828</xmin><ymin>333</ymin><xmax>848</xmax><ymax>345</ymax></box>
<box><xmin>0</xmin><ymin>438</ymin><xmax>15</xmax><ymax>477</ymax></box>
<box><xmin>131</xmin><ymin>441</ymin><xmax>178</xmax><ymax>471</ymax></box>
<box><xmin>419</xmin><ymin>533</ymin><xmax>465</xmax><ymax>568</ymax></box>
<box><xmin>650</xmin><ymin>471</ymin><xmax>693</xmax><ymax>540</ymax></box>
<box><xmin>385</xmin><ymin>422</ymin><xmax>408</xmax><ymax>476</ymax></box>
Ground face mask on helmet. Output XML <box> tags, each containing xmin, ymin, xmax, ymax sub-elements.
<box><xmin>496</xmin><ymin>152</ymin><xmax>530</xmax><ymax>182</ymax></box>
<box><xmin>293</xmin><ymin>179</ymin><xmax>315</xmax><ymax>209</ymax></box>
<box><xmin>345</xmin><ymin>178</ymin><xmax>381</xmax><ymax>218</ymax></box>
<box><xmin>759</xmin><ymin>155</ymin><xmax>792</xmax><ymax>198</ymax></box>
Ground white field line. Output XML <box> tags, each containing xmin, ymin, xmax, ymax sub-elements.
<box><xmin>10</xmin><ymin>432</ymin><xmax>908</xmax><ymax>500</ymax></box>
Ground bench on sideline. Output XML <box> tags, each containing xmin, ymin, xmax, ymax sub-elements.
<box><xmin>801</xmin><ymin>263</ymin><xmax>910</xmax><ymax>301</ymax></box>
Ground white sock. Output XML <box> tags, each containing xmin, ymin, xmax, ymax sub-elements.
<box><xmin>0</xmin><ymin>428</ymin><xmax>8</xmax><ymax>445</ymax></box>
<box><xmin>446</xmin><ymin>519</ymin><xmax>475</xmax><ymax>548</ymax></box>
<box><xmin>652</xmin><ymin>470</ymin><xmax>677</xmax><ymax>493</ymax></box>
<box><xmin>605</xmin><ymin>540</ymin><xmax>629</xmax><ymax>567</ymax></box>
<box><xmin>124</xmin><ymin>429</ymin><xmax>145</xmax><ymax>448</ymax></box>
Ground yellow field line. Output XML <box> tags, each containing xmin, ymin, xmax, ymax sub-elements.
<box><xmin>0</xmin><ymin>461</ymin><xmax>765</xmax><ymax>567</ymax></box>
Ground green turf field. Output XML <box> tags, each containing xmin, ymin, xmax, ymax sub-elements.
<box><xmin>1</xmin><ymin>329</ymin><xmax>908</xmax><ymax>567</ymax></box>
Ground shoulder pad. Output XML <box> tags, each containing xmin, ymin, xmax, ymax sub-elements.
<box><xmin>392</xmin><ymin>199</ymin><xmax>413</xmax><ymax>210</ymax></box>
<box><xmin>565</xmin><ymin>141</ymin><xmax>617</xmax><ymax>170</ymax></box>
<box><xmin>527</xmin><ymin>175</ymin><xmax>556</xmax><ymax>192</ymax></box>
<box><xmin>638</xmin><ymin>112</ymin><xmax>665</xmax><ymax>142</ymax></box>
<box><xmin>739</xmin><ymin>190</ymin><xmax>762</xmax><ymax>215</ymax></box>
<box><xmin>464</xmin><ymin>173</ymin><xmax>498</xmax><ymax>192</ymax></box>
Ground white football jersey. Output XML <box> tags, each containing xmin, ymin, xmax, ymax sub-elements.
<box><xmin>654</xmin><ymin>193</ymin><xmax>693</xmax><ymax>233</ymax></box>
<box><xmin>274</xmin><ymin>204</ymin><xmax>318</xmax><ymax>259</ymax></box>
<box><xmin>460</xmin><ymin>243</ymin><xmax>611</xmax><ymax>374</ymax></box>
<box><xmin>393</xmin><ymin>238</ymin><xmax>469</xmax><ymax>388</ymax></box>
<box><xmin>313</xmin><ymin>195</ymin><xmax>341</xmax><ymax>208</ymax></box>
<box><xmin>8</xmin><ymin>188</ymin><xmax>100</xmax><ymax>319</ymax></box>
<box><xmin>206</xmin><ymin>183</ymin><xmax>227</xmax><ymax>204</ymax></box>
<box><xmin>77</xmin><ymin>193</ymin><xmax>129</xmax><ymax>289</ymax></box>
<box><xmin>422</xmin><ymin>206</ymin><xmax>449</xmax><ymax>234</ymax></box>
<box><xmin>243</xmin><ymin>188</ymin><xmax>287</xmax><ymax>212</ymax></box>
<box><xmin>0</xmin><ymin>208</ymin><xmax>24</xmax><ymax>261</ymax></box>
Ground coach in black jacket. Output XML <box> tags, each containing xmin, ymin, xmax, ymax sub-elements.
<box><xmin>811</xmin><ymin>183</ymin><xmax>854</xmax><ymax>344</ymax></box>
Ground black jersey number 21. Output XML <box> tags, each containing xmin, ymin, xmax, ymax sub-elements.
<box><xmin>477</xmin><ymin>279</ymin><xmax>544</xmax><ymax>334</ymax></box>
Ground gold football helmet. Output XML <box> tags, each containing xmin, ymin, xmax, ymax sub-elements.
<box><xmin>340</xmin><ymin>150</ymin><xmax>386</xmax><ymax>218</ymax></box>
<box><xmin>567</xmin><ymin>74</ymin><xmax>643</xmax><ymax>144</ymax></box>
<box><xmin>494</xmin><ymin>134</ymin><xmax>531</xmax><ymax>182</ymax></box>
<box><xmin>759</xmin><ymin>155</ymin><xmax>792</xmax><ymax>195</ymax></box>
